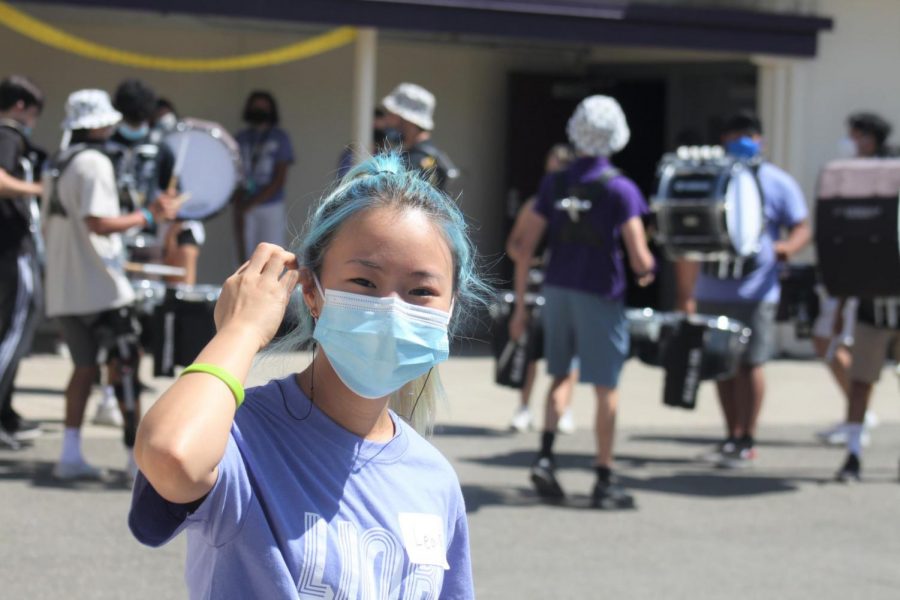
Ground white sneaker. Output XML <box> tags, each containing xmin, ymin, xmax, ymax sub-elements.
<box><xmin>52</xmin><ymin>460</ymin><xmax>104</xmax><ymax>481</ymax></box>
<box><xmin>815</xmin><ymin>423</ymin><xmax>870</xmax><ymax>447</ymax></box>
<box><xmin>509</xmin><ymin>406</ymin><xmax>533</xmax><ymax>433</ymax></box>
<box><xmin>92</xmin><ymin>391</ymin><xmax>123</xmax><ymax>428</ymax></box>
<box><xmin>865</xmin><ymin>411</ymin><xmax>879</xmax><ymax>429</ymax></box>
<box><xmin>557</xmin><ymin>408</ymin><xmax>576</xmax><ymax>435</ymax></box>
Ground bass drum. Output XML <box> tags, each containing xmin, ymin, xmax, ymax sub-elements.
<box><xmin>163</xmin><ymin>118</ymin><xmax>242</xmax><ymax>221</ymax></box>
<box><xmin>653</xmin><ymin>148</ymin><xmax>764</xmax><ymax>260</ymax></box>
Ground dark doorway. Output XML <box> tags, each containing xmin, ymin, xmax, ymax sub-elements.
<box><xmin>503</xmin><ymin>62</ymin><xmax>757</xmax><ymax>309</ymax></box>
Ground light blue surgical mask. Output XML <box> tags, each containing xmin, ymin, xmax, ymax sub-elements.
<box><xmin>311</xmin><ymin>279</ymin><xmax>451</xmax><ymax>399</ymax></box>
<box><xmin>725</xmin><ymin>136</ymin><xmax>761</xmax><ymax>159</ymax></box>
<box><xmin>118</xmin><ymin>123</ymin><xmax>149</xmax><ymax>142</ymax></box>
<box><xmin>21</xmin><ymin>125</ymin><xmax>32</xmax><ymax>138</ymax></box>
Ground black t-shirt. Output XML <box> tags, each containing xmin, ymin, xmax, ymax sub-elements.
<box><xmin>0</xmin><ymin>125</ymin><xmax>32</xmax><ymax>255</ymax></box>
<box><xmin>404</xmin><ymin>140</ymin><xmax>457</xmax><ymax>193</ymax></box>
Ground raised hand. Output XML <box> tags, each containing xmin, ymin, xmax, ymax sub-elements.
<box><xmin>214</xmin><ymin>243</ymin><xmax>300</xmax><ymax>351</ymax></box>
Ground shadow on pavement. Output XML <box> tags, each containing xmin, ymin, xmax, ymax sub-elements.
<box><xmin>0</xmin><ymin>458</ymin><xmax>132</xmax><ymax>492</ymax></box>
<box><xmin>628</xmin><ymin>433</ymin><xmax>824</xmax><ymax>449</ymax></box>
<box><xmin>433</xmin><ymin>424</ymin><xmax>512</xmax><ymax>438</ymax></box>
<box><xmin>13</xmin><ymin>386</ymin><xmax>65</xmax><ymax>396</ymax></box>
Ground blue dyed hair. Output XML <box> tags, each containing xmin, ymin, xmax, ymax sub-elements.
<box><xmin>275</xmin><ymin>152</ymin><xmax>490</xmax><ymax>432</ymax></box>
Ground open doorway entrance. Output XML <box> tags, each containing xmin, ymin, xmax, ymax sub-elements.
<box><xmin>504</xmin><ymin>61</ymin><xmax>757</xmax><ymax>309</ymax></box>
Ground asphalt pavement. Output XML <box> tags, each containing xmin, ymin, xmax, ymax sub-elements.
<box><xmin>3</xmin><ymin>350</ymin><xmax>900</xmax><ymax>599</ymax></box>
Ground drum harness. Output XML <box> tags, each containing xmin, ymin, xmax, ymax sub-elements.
<box><xmin>45</xmin><ymin>144</ymin><xmax>143</xmax><ymax>450</ymax></box>
<box><xmin>550</xmin><ymin>167</ymin><xmax>621</xmax><ymax>249</ymax></box>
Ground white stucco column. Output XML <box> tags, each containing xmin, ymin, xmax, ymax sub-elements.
<box><xmin>752</xmin><ymin>55</ymin><xmax>810</xmax><ymax>183</ymax></box>
<box><xmin>352</xmin><ymin>28</ymin><xmax>378</xmax><ymax>164</ymax></box>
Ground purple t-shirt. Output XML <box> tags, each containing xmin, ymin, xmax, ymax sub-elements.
<box><xmin>236</xmin><ymin>126</ymin><xmax>295</xmax><ymax>205</ymax></box>
<box><xmin>129</xmin><ymin>376</ymin><xmax>473</xmax><ymax>599</ymax></box>
<box><xmin>695</xmin><ymin>162</ymin><xmax>808</xmax><ymax>304</ymax></box>
<box><xmin>533</xmin><ymin>156</ymin><xmax>648</xmax><ymax>300</ymax></box>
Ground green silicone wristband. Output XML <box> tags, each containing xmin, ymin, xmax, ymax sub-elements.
<box><xmin>180</xmin><ymin>363</ymin><xmax>245</xmax><ymax>408</ymax></box>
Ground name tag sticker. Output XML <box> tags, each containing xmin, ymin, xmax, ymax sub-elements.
<box><xmin>398</xmin><ymin>513</ymin><xmax>449</xmax><ymax>570</ymax></box>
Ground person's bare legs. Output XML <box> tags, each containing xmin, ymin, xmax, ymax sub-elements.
<box><xmin>812</xmin><ymin>336</ymin><xmax>852</xmax><ymax>398</ymax></box>
<box><xmin>715</xmin><ymin>376</ymin><xmax>738</xmax><ymax>439</ymax></box>
<box><xmin>64</xmin><ymin>365</ymin><xmax>98</xmax><ymax>429</ymax></box>
<box><xmin>593</xmin><ymin>385</ymin><xmax>617</xmax><ymax>468</ymax></box>
<box><xmin>736</xmin><ymin>364</ymin><xmax>765</xmax><ymax>439</ymax></box>
<box><xmin>542</xmin><ymin>375</ymin><xmax>571</xmax><ymax>432</ymax></box>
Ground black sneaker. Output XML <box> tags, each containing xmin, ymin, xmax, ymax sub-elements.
<box><xmin>530</xmin><ymin>455</ymin><xmax>565</xmax><ymax>499</ymax></box>
<box><xmin>1</xmin><ymin>413</ymin><xmax>42</xmax><ymax>442</ymax></box>
<box><xmin>591</xmin><ymin>478</ymin><xmax>636</xmax><ymax>510</ymax></box>
<box><xmin>0</xmin><ymin>428</ymin><xmax>22</xmax><ymax>451</ymax></box>
<box><xmin>836</xmin><ymin>453</ymin><xmax>861</xmax><ymax>483</ymax></box>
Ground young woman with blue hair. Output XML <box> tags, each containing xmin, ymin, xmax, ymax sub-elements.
<box><xmin>129</xmin><ymin>152</ymin><xmax>487</xmax><ymax>599</ymax></box>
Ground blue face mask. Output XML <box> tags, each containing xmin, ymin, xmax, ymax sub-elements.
<box><xmin>21</xmin><ymin>125</ymin><xmax>32</xmax><ymax>138</ymax></box>
<box><xmin>118</xmin><ymin>123</ymin><xmax>149</xmax><ymax>142</ymax></box>
<box><xmin>725</xmin><ymin>136</ymin><xmax>761</xmax><ymax>159</ymax></box>
<box><xmin>312</xmin><ymin>280</ymin><xmax>451</xmax><ymax>399</ymax></box>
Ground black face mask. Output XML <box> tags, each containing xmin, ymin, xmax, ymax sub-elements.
<box><xmin>375</xmin><ymin>127</ymin><xmax>403</xmax><ymax>150</ymax></box>
<box><xmin>245</xmin><ymin>109</ymin><xmax>273</xmax><ymax>125</ymax></box>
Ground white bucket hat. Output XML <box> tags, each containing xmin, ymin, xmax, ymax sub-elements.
<box><xmin>382</xmin><ymin>83</ymin><xmax>435</xmax><ymax>131</ymax></box>
<box><xmin>61</xmin><ymin>89</ymin><xmax>122</xmax><ymax>131</ymax></box>
<box><xmin>566</xmin><ymin>95</ymin><xmax>630</xmax><ymax>157</ymax></box>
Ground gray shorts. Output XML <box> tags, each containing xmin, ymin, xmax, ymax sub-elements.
<box><xmin>696</xmin><ymin>300</ymin><xmax>777</xmax><ymax>367</ymax></box>
<box><xmin>541</xmin><ymin>285</ymin><xmax>628</xmax><ymax>388</ymax></box>
<box><xmin>57</xmin><ymin>307</ymin><xmax>140</xmax><ymax>367</ymax></box>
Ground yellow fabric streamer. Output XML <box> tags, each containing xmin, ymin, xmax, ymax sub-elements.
<box><xmin>0</xmin><ymin>2</ymin><xmax>358</xmax><ymax>72</ymax></box>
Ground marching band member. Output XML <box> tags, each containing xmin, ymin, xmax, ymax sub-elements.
<box><xmin>0</xmin><ymin>74</ymin><xmax>44</xmax><ymax>449</ymax></box>
<box><xmin>381</xmin><ymin>83</ymin><xmax>458</xmax><ymax>193</ymax></box>
<box><xmin>677</xmin><ymin>112</ymin><xmax>810</xmax><ymax>469</ymax></box>
<box><xmin>509</xmin><ymin>96</ymin><xmax>655</xmax><ymax>509</ymax></box>
<box><xmin>43</xmin><ymin>89</ymin><xmax>178</xmax><ymax>480</ymax></box>
<box><xmin>130</xmin><ymin>153</ymin><xmax>481</xmax><ymax>597</ymax></box>
<box><xmin>233</xmin><ymin>90</ymin><xmax>294</xmax><ymax>264</ymax></box>
<box><xmin>812</xmin><ymin>113</ymin><xmax>893</xmax><ymax>447</ymax></box>
<box><xmin>832</xmin><ymin>113</ymin><xmax>898</xmax><ymax>482</ymax></box>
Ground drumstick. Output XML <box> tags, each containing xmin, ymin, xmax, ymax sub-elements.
<box><xmin>170</xmin><ymin>132</ymin><xmax>191</xmax><ymax>194</ymax></box>
<box><xmin>124</xmin><ymin>261</ymin><xmax>187</xmax><ymax>277</ymax></box>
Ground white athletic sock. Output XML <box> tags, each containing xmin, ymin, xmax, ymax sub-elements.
<box><xmin>846</xmin><ymin>423</ymin><xmax>864</xmax><ymax>457</ymax></box>
<box><xmin>60</xmin><ymin>427</ymin><xmax>83</xmax><ymax>464</ymax></box>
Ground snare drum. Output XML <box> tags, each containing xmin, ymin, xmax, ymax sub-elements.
<box><xmin>151</xmin><ymin>284</ymin><xmax>222</xmax><ymax>377</ymax></box>
<box><xmin>652</xmin><ymin>147</ymin><xmax>764</xmax><ymax>261</ymax></box>
<box><xmin>163</xmin><ymin>119</ymin><xmax>242</xmax><ymax>221</ymax></box>
<box><xmin>625</xmin><ymin>309</ymin><xmax>751</xmax><ymax>380</ymax></box>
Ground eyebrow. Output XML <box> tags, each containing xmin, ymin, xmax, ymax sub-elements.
<box><xmin>346</xmin><ymin>258</ymin><xmax>445</xmax><ymax>281</ymax></box>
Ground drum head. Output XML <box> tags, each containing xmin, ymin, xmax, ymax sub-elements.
<box><xmin>724</xmin><ymin>166</ymin><xmax>764</xmax><ymax>257</ymax></box>
<box><xmin>164</xmin><ymin>119</ymin><xmax>241</xmax><ymax>221</ymax></box>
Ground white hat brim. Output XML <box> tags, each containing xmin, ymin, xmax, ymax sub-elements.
<box><xmin>382</xmin><ymin>96</ymin><xmax>434</xmax><ymax>131</ymax></box>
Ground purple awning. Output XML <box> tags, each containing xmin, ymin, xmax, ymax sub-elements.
<box><xmin>17</xmin><ymin>0</ymin><xmax>833</xmax><ymax>57</ymax></box>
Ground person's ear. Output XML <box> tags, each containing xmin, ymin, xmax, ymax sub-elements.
<box><xmin>298</xmin><ymin>267</ymin><xmax>321</xmax><ymax>319</ymax></box>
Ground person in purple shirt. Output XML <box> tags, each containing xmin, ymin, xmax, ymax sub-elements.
<box><xmin>676</xmin><ymin>112</ymin><xmax>811</xmax><ymax>469</ymax></box>
<box><xmin>509</xmin><ymin>95</ymin><xmax>655</xmax><ymax>509</ymax></box>
<box><xmin>130</xmin><ymin>152</ymin><xmax>484</xmax><ymax>599</ymax></box>
<box><xmin>233</xmin><ymin>90</ymin><xmax>295</xmax><ymax>263</ymax></box>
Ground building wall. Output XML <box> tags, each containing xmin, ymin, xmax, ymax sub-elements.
<box><xmin>4</xmin><ymin>1</ymin><xmax>899</xmax><ymax>288</ymax></box>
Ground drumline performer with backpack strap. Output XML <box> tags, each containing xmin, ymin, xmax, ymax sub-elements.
<box><xmin>0</xmin><ymin>74</ymin><xmax>45</xmax><ymax>449</ymax></box>
<box><xmin>509</xmin><ymin>95</ymin><xmax>655</xmax><ymax>509</ymax></box>
<box><xmin>42</xmin><ymin>89</ymin><xmax>179</xmax><ymax>481</ymax></box>
<box><xmin>676</xmin><ymin>112</ymin><xmax>811</xmax><ymax>469</ymax></box>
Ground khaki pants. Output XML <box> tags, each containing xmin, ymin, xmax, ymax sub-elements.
<box><xmin>850</xmin><ymin>322</ymin><xmax>900</xmax><ymax>384</ymax></box>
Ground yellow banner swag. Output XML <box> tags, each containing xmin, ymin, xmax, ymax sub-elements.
<box><xmin>0</xmin><ymin>2</ymin><xmax>358</xmax><ymax>72</ymax></box>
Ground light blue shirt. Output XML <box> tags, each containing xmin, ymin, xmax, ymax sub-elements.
<box><xmin>129</xmin><ymin>376</ymin><xmax>474</xmax><ymax>599</ymax></box>
<box><xmin>695</xmin><ymin>162</ymin><xmax>808</xmax><ymax>304</ymax></box>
